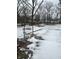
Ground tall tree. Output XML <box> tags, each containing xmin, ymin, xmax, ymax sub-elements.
<box><xmin>55</xmin><ymin>0</ymin><xmax>61</xmax><ymax>24</ymax></box>
<box><xmin>44</xmin><ymin>2</ymin><xmax>53</xmax><ymax>24</ymax></box>
<box><xmin>18</xmin><ymin>0</ymin><xmax>44</xmax><ymax>38</ymax></box>
<box><xmin>17</xmin><ymin>0</ymin><xmax>31</xmax><ymax>40</ymax></box>
<box><xmin>31</xmin><ymin>0</ymin><xmax>44</xmax><ymax>36</ymax></box>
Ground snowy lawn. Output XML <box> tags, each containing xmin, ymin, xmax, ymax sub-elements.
<box><xmin>17</xmin><ymin>24</ymin><xmax>61</xmax><ymax>59</ymax></box>
<box><xmin>17</xmin><ymin>25</ymin><xmax>44</xmax><ymax>38</ymax></box>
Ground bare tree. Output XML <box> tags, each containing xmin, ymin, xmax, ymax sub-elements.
<box><xmin>44</xmin><ymin>2</ymin><xmax>53</xmax><ymax>24</ymax></box>
<box><xmin>17</xmin><ymin>0</ymin><xmax>44</xmax><ymax>38</ymax></box>
<box><xmin>17</xmin><ymin>0</ymin><xmax>31</xmax><ymax>40</ymax></box>
<box><xmin>31</xmin><ymin>0</ymin><xmax>44</xmax><ymax>36</ymax></box>
<box><xmin>54</xmin><ymin>0</ymin><xmax>61</xmax><ymax>24</ymax></box>
<box><xmin>36</xmin><ymin>5</ymin><xmax>47</xmax><ymax>23</ymax></box>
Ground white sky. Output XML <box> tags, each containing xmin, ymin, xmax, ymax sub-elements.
<box><xmin>29</xmin><ymin>0</ymin><xmax>59</xmax><ymax>5</ymax></box>
<box><xmin>46</xmin><ymin>0</ymin><xmax>59</xmax><ymax>4</ymax></box>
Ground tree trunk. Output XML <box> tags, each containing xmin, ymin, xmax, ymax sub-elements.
<box><xmin>31</xmin><ymin>0</ymin><xmax>34</xmax><ymax>36</ymax></box>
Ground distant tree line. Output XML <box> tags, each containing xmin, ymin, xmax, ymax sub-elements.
<box><xmin>17</xmin><ymin>0</ymin><xmax>61</xmax><ymax>25</ymax></box>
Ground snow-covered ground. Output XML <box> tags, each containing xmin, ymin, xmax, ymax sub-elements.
<box><xmin>17</xmin><ymin>24</ymin><xmax>61</xmax><ymax>59</ymax></box>
<box><xmin>17</xmin><ymin>25</ymin><xmax>44</xmax><ymax>38</ymax></box>
<box><xmin>32</xmin><ymin>26</ymin><xmax>61</xmax><ymax>59</ymax></box>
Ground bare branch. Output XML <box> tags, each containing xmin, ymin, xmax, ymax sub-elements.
<box><xmin>26</xmin><ymin>1</ymin><xmax>33</xmax><ymax>7</ymax></box>
<box><xmin>22</xmin><ymin>0</ymin><xmax>32</xmax><ymax>9</ymax></box>
<box><xmin>33</xmin><ymin>0</ymin><xmax>44</xmax><ymax>16</ymax></box>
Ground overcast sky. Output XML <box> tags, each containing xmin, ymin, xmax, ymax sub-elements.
<box><xmin>29</xmin><ymin>0</ymin><xmax>59</xmax><ymax>5</ymax></box>
<box><xmin>46</xmin><ymin>0</ymin><xmax>59</xmax><ymax>4</ymax></box>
